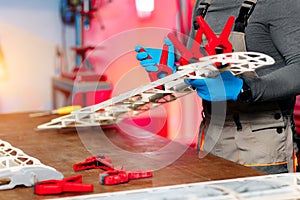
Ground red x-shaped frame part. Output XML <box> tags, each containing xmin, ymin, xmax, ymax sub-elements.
<box><xmin>196</xmin><ymin>15</ymin><xmax>234</xmax><ymax>56</ymax></box>
<box><xmin>137</xmin><ymin>15</ymin><xmax>235</xmax><ymax>83</ymax></box>
<box><xmin>168</xmin><ymin>15</ymin><xmax>235</xmax><ymax>66</ymax></box>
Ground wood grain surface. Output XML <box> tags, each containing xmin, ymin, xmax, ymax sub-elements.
<box><xmin>0</xmin><ymin>112</ymin><xmax>266</xmax><ymax>200</ymax></box>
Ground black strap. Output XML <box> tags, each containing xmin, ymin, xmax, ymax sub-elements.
<box><xmin>234</xmin><ymin>0</ymin><xmax>257</xmax><ymax>32</ymax></box>
<box><xmin>193</xmin><ymin>0</ymin><xmax>212</xmax><ymax>30</ymax></box>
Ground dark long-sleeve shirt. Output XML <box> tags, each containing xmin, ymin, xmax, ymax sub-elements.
<box><xmin>191</xmin><ymin>0</ymin><xmax>300</xmax><ymax>103</ymax></box>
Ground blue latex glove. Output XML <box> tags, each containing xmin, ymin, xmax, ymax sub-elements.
<box><xmin>135</xmin><ymin>38</ymin><xmax>176</xmax><ymax>76</ymax></box>
<box><xmin>185</xmin><ymin>71</ymin><xmax>243</xmax><ymax>101</ymax></box>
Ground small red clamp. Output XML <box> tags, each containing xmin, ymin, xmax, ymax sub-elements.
<box><xmin>73</xmin><ymin>154</ymin><xmax>114</xmax><ymax>171</ymax></box>
<box><xmin>99</xmin><ymin>170</ymin><xmax>153</xmax><ymax>185</ymax></box>
<box><xmin>34</xmin><ymin>175</ymin><xmax>93</xmax><ymax>195</ymax></box>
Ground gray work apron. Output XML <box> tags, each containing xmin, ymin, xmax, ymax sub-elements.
<box><xmin>196</xmin><ymin>0</ymin><xmax>294</xmax><ymax>174</ymax></box>
<box><xmin>198</xmin><ymin>101</ymin><xmax>294</xmax><ymax>173</ymax></box>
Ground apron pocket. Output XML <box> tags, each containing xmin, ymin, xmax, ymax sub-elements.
<box><xmin>241</xmin><ymin>111</ymin><xmax>285</xmax><ymax>132</ymax></box>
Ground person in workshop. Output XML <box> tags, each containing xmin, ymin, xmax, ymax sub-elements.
<box><xmin>135</xmin><ymin>0</ymin><xmax>300</xmax><ymax>174</ymax></box>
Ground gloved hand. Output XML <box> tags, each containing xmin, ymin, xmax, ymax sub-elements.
<box><xmin>135</xmin><ymin>38</ymin><xmax>176</xmax><ymax>76</ymax></box>
<box><xmin>185</xmin><ymin>71</ymin><xmax>243</xmax><ymax>101</ymax></box>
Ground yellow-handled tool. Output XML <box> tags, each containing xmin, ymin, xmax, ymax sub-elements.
<box><xmin>29</xmin><ymin>105</ymin><xmax>82</xmax><ymax>117</ymax></box>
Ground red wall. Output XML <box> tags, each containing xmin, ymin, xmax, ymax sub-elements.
<box><xmin>82</xmin><ymin>0</ymin><xmax>202</xmax><ymax>146</ymax></box>
<box><xmin>83</xmin><ymin>0</ymin><xmax>178</xmax><ymax>87</ymax></box>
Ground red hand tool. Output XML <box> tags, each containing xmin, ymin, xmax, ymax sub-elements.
<box><xmin>73</xmin><ymin>154</ymin><xmax>114</xmax><ymax>171</ymax></box>
<box><xmin>34</xmin><ymin>175</ymin><xmax>93</xmax><ymax>195</ymax></box>
<box><xmin>99</xmin><ymin>170</ymin><xmax>153</xmax><ymax>185</ymax></box>
<box><xmin>138</xmin><ymin>45</ymin><xmax>173</xmax><ymax>82</ymax></box>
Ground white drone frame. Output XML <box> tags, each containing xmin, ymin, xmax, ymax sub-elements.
<box><xmin>37</xmin><ymin>52</ymin><xmax>274</xmax><ymax>130</ymax></box>
<box><xmin>0</xmin><ymin>139</ymin><xmax>63</xmax><ymax>190</ymax></box>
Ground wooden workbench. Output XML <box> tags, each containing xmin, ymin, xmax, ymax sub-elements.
<box><xmin>0</xmin><ymin>112</ymin><xmax>266</xmax><ymax>200</ymax></box>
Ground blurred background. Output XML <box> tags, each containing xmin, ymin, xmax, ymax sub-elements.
<box><xmin>0</xmin><ymin>0</ymin><xmax>189</xmax><ymax>112</ymax></box>
<box><xmin>0</xmin><ymin>0</ymin><xmax>201</xmax><ymax>146</ymax></box>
